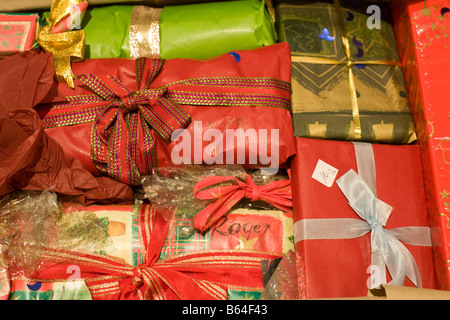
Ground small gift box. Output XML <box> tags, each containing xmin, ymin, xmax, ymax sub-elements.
<box><xmin>36</xmin><ymin>42</ymin><xmax>296</xmax><ymax>186</ymax></box>
<box><xmin>275</xmin><ymin>0</ymin><xmax>417</xmax><ymax>144</ymax></box>
<box><xmin>391</xmin><ymin>0</ymin><xmax>450</xmax><ymax>290</ymax></box>
<box><xmin>291</xmin><ymin>137</ymin><xmax>436</xmax><ymax>299</ymax></box>
<box><xmin>0</xmin><ymin>13</ymin><xmax>39</xmax><ymax>56</ymax></box>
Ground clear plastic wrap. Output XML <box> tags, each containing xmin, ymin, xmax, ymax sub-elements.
<box><xmin>0</xmin><ymin>190</ymin><xmax>112</xmax><ymax>279</ymax></box>
<box><xmin>260</xmin><ymin>250</ymin><xmax>298</xmax><ymax>300</ymax></box>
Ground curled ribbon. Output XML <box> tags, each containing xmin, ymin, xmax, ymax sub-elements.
<box><xmin>30</xmin><ymin>205</ymin><xmax>278</xmax><ymax>300</ymax></box>
<box><xmin>193</xmin><ymin>174</ymin><xmax>292</xmax><ymax>231</ymax></box>
<box><xmin>294</xmin><ymin>143</ymin><xmax>432</xmax><ymax>288</ymax></box>
<box><xmin>37</xmin><ymin>0</ymin><xmax>88</xmax><ymax>89</ymax></box>
<box><xmin>291</xmin><ymin>0</ymin><xmax>401</xmax><ymax>140</ymax></box>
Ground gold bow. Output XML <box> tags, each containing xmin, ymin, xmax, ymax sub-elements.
<box><xmin>37</xmin><ymin>0</ymin><xmax>86</xmax><ymax>88</ymax></box>
<box><xmin>292</xmin><ymin>0</ymin><xmax>401</xmax><ymax>140</ymax></box>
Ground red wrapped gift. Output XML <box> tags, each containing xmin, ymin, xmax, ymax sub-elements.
<box><xmin>391</xmin><ymin>0</ymin><xmax>450</xmax><ymax>290</ymax></box>
<box><xmin>291</xmin><ymin>137</ymin><xmax>436</xmax><ymax>299</ymax></box>
<box><xmin>36</xmin><ymin>43</ymin><xmax>296</xmax><ymax>185</ymax></box>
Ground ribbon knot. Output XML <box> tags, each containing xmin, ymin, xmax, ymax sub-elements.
<box><xmin>132</xmin><ymin>266</ymin><xmax>144</xmax><ymax>287</ymax></box>
<box><xmin>193</xmin><ymin>173</ymin><xmax>292</xmax><ymax>231</ymax></box>
<box><xmin>247</xmin><ymin>182</ymin><xmax>262</xmax><ymax>202</ymax></box>
<box><xmin>117</xmin><ymin>93</ymin><xmax>141</xmax><ymax>111</ymax></box>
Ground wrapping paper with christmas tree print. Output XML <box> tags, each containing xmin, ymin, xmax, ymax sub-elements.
<box><xmin>391</xmin><ymin>0</ymin><xmax>450</xmax><ymax>290</ymax></box>
<box><xmin>275</xmin><ymin>0</ymin><xmax>416</xmax><ymax>144</ymax></box>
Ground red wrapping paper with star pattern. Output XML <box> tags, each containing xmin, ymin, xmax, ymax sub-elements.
<box><xmin>392</xmin><ymin>0</ymin><xmax>450</xmax><ymax>290</ymax></box>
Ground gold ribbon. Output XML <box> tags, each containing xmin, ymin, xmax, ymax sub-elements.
<box><xmin>129</xmin><ymin>6</ymin><xmax>162</xmax><ymax>59</ymax></box>
<box><xmin>37</xmin><ymin>0</ymin><xmax>86</xmax><ymax>89</ymax></box>
<box><xmin>291</xmin><ymin>0</ymin><xmax>401</xmax><ymax>140</ymax></box>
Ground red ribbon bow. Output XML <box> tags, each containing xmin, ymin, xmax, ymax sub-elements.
<box><xmin>30</xmin><ymin>205</ymin><xmax>277</xmax><ymax>300</ymax></box>
<box><xmin>193</xmin><ymin>174</ymin><xmax>293</xmax><ymax>231</ymax></box>
<box><xmin>77</xmin><ymin>59</ymin><xmax>191</xmax><ymax>185</ymax></box>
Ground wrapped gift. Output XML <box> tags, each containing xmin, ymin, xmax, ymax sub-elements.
<box><xmin>291</xmin><ymin>137</ymin><xmax>436</xmax><ymax>299</ymax></box>
<box><xmin>36</xmin><ymin>43</ymin><xmax>296</xmax><ymax>186</ymax></box>
<box><xmin>391</xmin><ymin>0</ymin><xmax>450</xmax><ymax>290</ymax></box>
<box><xmin>275</xmin><ymin>0</ymin><xmax>417</xmax><ymax>144</ymax></box>
<box><xmin>76</xmin><ymin>0</ymin><xmax>275</xmax><ymax>60</ymax></box>
<box><xmin>2</xmin><ymin>191</ymin><xmax>281</xmax><ymax>300</ymax></box>
<box><xmin>0</xmin><ymin>13</ymin><xmax>39</xmax><ymax>56</ymax></box>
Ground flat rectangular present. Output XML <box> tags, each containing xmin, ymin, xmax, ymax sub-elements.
<box><xmin>35</xmin><ymin>43</ymin><xmax>296</xmax><ymax>186</ymax></box>
<box><xmin>6</xmin><ymin>198</ymin><xmax>283</xmax><ymax>300</ymax></box>
<box><xmin>291</xmin><ymin>137</ymin><xmax>436</xmax><ymax>299</ymax></box>
<box><xmin>275</xmin><ymin>0</ymin><xmax>417</xmax><ymax>144</ymax></box>
<box><xmin>391</xmin><ymin>0</ymin><xmax>450</xmax><ymax>290</ymax></box>
<box><xmin>0</xmin><ymin>14</ymin><xmax>38</xmax><ymax>55</ymax></box>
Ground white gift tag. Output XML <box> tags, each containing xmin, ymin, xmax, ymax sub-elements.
<box><xmin>312</xmin><ymin>159</ymin><xmax>339</xmax><ymax>188</ymax></box>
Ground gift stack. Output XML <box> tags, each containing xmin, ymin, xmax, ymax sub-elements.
<box><xmin>0</xmin><ymin>0</ymin><xmax>448</xmax><ymax>301</ymax></box>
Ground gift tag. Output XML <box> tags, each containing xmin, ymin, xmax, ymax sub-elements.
<box><xmin>312</xmin><ymin>159</ymin><xmax>339</xmax><ymax>188</ymax></box>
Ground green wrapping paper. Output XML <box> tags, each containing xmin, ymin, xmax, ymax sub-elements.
<box><xmin>275</xmin><ymin>0</ymin><xmax>417</xmax><ymax>144</ymax></box>
<box><xmin>83</xmin><ymin>5</ymin><xmax>133</xmax><ymax>58</ymax></box>
<box><xmin>80</xmin><ymin>0</ymin><xmax>276</xmax><ymax>60</ymax></box>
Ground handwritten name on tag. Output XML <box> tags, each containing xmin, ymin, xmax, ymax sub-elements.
<box><xmin>312</xmin><ymin>159</ymin><xmax>339</xmax><ymax>188</ymax></box>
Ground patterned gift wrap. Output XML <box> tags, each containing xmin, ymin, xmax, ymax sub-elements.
<box><xmin>392</xmin><ymin>0</ymin><xmax>450</xmax><ymax>290</ymax></box>
<box><xmin>0</xmin><ymin>14</ymin><xmax>38</xmax><ymax>55</ymax></box>
<box><xmin>275</xmin><ymin>0</ymin><xmax>417</xmax><ymax>144</ymax></box>
<box><xmin>7</xmin><ymin>204</ymin><xmax>143</xmax><ymax>300</ymax></box>
<box><xmin>159</xmin><ymin>207</ymin><xmax>294</xmax><ymax>299</ymax></box>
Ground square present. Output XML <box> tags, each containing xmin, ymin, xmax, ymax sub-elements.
<box><xmin>0</xmin><ymin>14</ymin><xmax>38</xmax><ymax>55</ymax></box>
<box><xmin>391</xmin><ymin>0</ymin><xmax>450</xmax><ymax>290</ymax></box>
<box><xmin>275</xmin><ymin>0</ymin><xmax>417</xmax><ymax>144</ymax></box>
<box><xmin>291</xmin><ymin>137</ymin><xmax>436</xmax><ymax>299</ymax></box>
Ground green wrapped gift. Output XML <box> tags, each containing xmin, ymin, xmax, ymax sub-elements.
<box><xmin>80</xmin><ymin>0</ymin><xmax>276</xmax><ymax>60</ymax></box>
<box><xmin>275</xmin><ymin>0</ymin><xmax>416</xmax><ymax>144</ymax></box>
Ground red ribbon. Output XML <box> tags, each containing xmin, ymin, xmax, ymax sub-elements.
<box><xmin>193</xmin><ymin>174</ymin><xmax>292</xmax><ymax>231</ymax></box>
<box><xmin>29</xmin><ymin>205</ymin><xmax>277</xmax><ymax>300</ymax></box>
